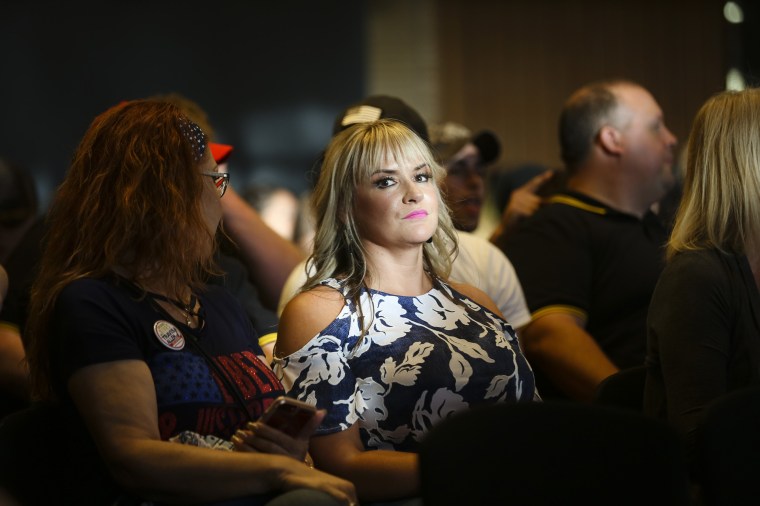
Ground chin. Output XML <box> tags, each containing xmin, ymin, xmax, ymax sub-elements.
<box><xmin>454</xmin><ymin>219</ymin><xmax>478</xmax><ymax>233</ymax></box>
<box><xmin>409</xmin><ymin>230</ymin><xmax>437</xmax><ymax>245</ymax></box>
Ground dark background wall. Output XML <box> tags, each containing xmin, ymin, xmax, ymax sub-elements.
<box><xmin>736</xmin><ymin>0</ymin><xmax>760</xmax><ymax>82</ymax></box>
<box><xmin>4</xmin><ymin>0</ymin><xmax>760</xmax><ymax>219</ymax></box>
<box><xmin>1</xmin><ymin>0</ymin><xmax>366</xmax><ymax>207</ymax></box>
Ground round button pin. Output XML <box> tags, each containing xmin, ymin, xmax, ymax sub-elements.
<box><xmin>153</xmin><ymin>320</ymin><xmax>186</xmax><ymax>351</ymax></box>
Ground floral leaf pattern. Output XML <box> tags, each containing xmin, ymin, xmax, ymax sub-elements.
<box><xmin>448</xmin><ymin>351</ymin><xmax>472</xmax><ymax>392</ymax></box>
<box><xmin>273</xmin><ymin>279</ymin><xmax>536</xmax><ymax>452</ymax></box>
<box><xmin>355</xmin><ymin>294</ymin><xmax>412</xmax><ymax>357</ymax></box>
<box><xmin>485</xmin><ymin>374</ymin><xmax>513</xmax><ymax>401</ymax></box>
<box><xmin>381</xmin><ymin>341</ymin><xmax>434</xmax><ymax>387</ymax></box>
<box><xmin>354</xmin><ymin>376</ymin><xmax>388</xmax><ymax>422</ymax></box>
<box><xmin>410</xmin><ymin>389</ymin><xmax>469</xmax><ymax>441</ymax></box>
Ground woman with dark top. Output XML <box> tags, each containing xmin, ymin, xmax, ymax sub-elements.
<box><xmin>274</xmin><ymin>120</ymin><xmax>537</xmax><ymax>504</ymax></box>
<box><xmin>644</xmin><ymin>88</ymin><xmax>760</xmax><ymax>461</ymax></box>
<box><xmin>24</xmin><ymin>100</ymin><xmax>355</xmax><ymax>506</ymax></box>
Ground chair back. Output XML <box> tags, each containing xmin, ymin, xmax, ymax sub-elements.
<box><xmin>695</xmin><ymin>385</ymin><xmax>760</xmax><ymax>506</ymax></box>
<box><xmin>0</xmin><ymin>401</ymin><xmax>117</xmax><ymax>505</ymax></box>
<box><xmin>593</xmin><ymin>365</ymin><xmax>647</xmax><ymax>412</ymax></box>
<box><xmin>419</xmin><ymin>401</ymin><xmax>691</xmax><ymax>506</ymax></box>
<box><xmin>0</xmin><ymin>402</ymin><xmax>68</xmax><ymax>504</ymax></box>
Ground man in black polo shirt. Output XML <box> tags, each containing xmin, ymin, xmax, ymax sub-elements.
<box><xmin>494</xmin><ymin>79</ymin><xmax>677</xmax><ymax>401</ymax></box>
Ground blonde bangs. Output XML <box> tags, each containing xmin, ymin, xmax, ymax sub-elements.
<box><xmin>348</xmin><ymin>122</ymin><xmax>442</xmax><ymax>187</ymax></box>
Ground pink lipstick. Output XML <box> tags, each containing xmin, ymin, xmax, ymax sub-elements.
<box><xmin>404</xmin><ymin>210</ymin><xmax>428</xmax><ymax>219</ymax></box>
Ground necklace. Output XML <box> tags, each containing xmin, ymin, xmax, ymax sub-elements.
<box><xmin>149</xmin><ymin>291</ymin><xmax>202</xmax><ymax>328</ymax></box>
<box><xmin>114</xmin><ymin>275</ymin><xmax>205</xmax><ymax>329</ymax></box>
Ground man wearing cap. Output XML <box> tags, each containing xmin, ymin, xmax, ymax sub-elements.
<box><xmin>425</xmin><ymin>121</ymin><xmax>532</xmax><ymax>332</ymax></box>
<box><xmin>494</xmin><ymin>79</ymin><xmax>677</xmax><ymax>401</ymax></box>
<box><xmin>429</xmin><ymin>122</ymin><xmax>500</xmax><ymax>233</ymax></box>
<box><xmin>277</xmin><ymin>96</ymin><xmax>531</xmax><ymax>336</ymax></box>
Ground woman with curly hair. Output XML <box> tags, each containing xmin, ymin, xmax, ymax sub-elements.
<box><xmin>24</xmin><ymin>100</ymin><xmax>355</xmax><ymax>506</ymax></box>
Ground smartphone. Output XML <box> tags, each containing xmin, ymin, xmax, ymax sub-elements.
<box><xmin>259</xmin><ymin>396</ymin><xmax>317</xmax><ymax>437</ymax></box>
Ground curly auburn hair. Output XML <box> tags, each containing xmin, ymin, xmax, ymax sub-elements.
<box><xmin>26</xmin><ymin>100</ymin><xmax>218</xmax><ymax>398</ymax></box>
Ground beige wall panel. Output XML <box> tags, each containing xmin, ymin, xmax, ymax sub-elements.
<box><xmin>435</xmin><ymin>0</ymin><xmax>726</xmax><ymax>169</ymax></box>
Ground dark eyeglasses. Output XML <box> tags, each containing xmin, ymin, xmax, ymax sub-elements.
<box><xmin>201</xmin><ymin>171</ymin><xmax>230</xmax><ymax>197</ymax></box>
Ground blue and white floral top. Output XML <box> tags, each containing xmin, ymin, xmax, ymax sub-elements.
<box><xmin>274</xmin><ymin>278</ymin><xmax>537</xmax><ymax>452</ymax></box>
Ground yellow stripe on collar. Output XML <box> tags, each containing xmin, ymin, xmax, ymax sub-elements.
<box><xmin>548</xmin><ymin>195</ymin><xmax>607</xmax><ymax>215</ymax></box>
<box><xmin>0</xmin><ymin>321</ymin><xmax>20</xmax><ymax>334</ymax></box>
<box><xmin>531</xmin><ymin>304</ymin><xmax>588</xmax><ymax>323</ymax></box>
<box><xmin>258</xmin><ymin>332</ymin><xmax>278</xmax><ymax>347</ymax></box>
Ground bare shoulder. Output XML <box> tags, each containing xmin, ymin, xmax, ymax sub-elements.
<box><xmin>449</xmin><ymin>281</ymin><xmax>504</xmax><ymax>318</ymax></box>
<box><xmin>277</xmin><ymin>285</ymin><xmax>346</xmax><ymax>356</ymax></box>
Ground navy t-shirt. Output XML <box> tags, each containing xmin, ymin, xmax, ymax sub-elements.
<box><xmin>52</xmin><ymin>276</ymin><xmax>285</xmax><ymax>440</ymax></box>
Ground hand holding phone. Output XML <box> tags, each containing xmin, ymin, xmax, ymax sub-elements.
<box><xmin>259</xmin><ymin>396</ymin><xmax>318</xmax><ymax>438</ymax></box>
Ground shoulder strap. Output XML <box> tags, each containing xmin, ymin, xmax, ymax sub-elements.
<box><xmin>183</xmin><ymin>331</ymin><xmax>256</xmax><ymax>422</ymax></box>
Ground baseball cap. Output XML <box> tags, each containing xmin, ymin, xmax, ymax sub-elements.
<box><xmin>429</xmin><ymin>122</ymin><xmax>500</xmax><ymax>165</ymax></box>
<box><xmin>332</xmin><ymin>95</ymin><xmax>429</xmax><ymax>142</ymax></box>
<box><xmin>209</xmin><ymin>143</ymin><xmax>234</xmax><ymax>164</ymax></box>
<box><xmin>472</xmin><ymin>130</ymin><xmax>500</xmax><ymax>165</ymax></box>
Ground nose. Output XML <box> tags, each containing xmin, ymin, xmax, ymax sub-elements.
<box><xmin>465</xmin><ymin>168</ymin><xmax>485</xmax><ymax>190</ymax></box>
<box><xmin>402</xmin><ymin>181</ymin><xmax>423</xmax><ymax>204</ymax></box>
<box><xmin>664</xmin><ymin>126</ymin><xmax>677</xmax><ymax>148</ymax></box>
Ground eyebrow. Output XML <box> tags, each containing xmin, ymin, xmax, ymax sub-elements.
<box><xmin>370</xmin><ymin>162</ymin><xmax>428</xmax><ymax>175</ymax></box>
<box><xmin>370</xmin><ymin>168</ymin><xmax>397</xmax><ymax>176</ymax></box>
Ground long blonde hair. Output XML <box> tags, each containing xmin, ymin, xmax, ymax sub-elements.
<box><xmin>305</xmin><ymin>119</ymin><xmax>458</xmax><ymax>311</ymax></box>
<box><xmin>668</xmin><ymin>88</ymin><xmax>760</xmax><ymax>260</ymax></box>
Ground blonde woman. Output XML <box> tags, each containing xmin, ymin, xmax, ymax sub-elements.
<box><xmin>275</xmin><ymin>120</ymin><xmax>537</xmax><ymax>504</ymax></box>
<box><xmin>644</xmin><ymin>88</ymin><xmax>760</xmax><ymax>458</ymax></box>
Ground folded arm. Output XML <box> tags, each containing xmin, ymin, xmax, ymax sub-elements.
<box><xmin>310</xmin><ymin>424</ymin><xmax>419</xmax><ymax>502</ymax></box>
<box><xmin>69</xmin><ymin>359</ymin><xmax>355</xmax><ymax>504</ymax></box>
<box><xmin>522</xmin><ymin>312</ymin><xmax>618</xmax><ymax>401</ymax></box>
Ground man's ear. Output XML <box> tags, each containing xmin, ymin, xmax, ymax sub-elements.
<box><xmin>597</xmin><ymin>125</ymin><xmax>624</xmax><ymax>156</ymax></box>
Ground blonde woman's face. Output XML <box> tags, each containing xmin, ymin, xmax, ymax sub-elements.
<box><xmin>353</xmin><ymin>156</ymin><xmax>439</xmax><ymax>252</ymax></box>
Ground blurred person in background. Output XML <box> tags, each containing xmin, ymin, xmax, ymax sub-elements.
<box><xmin>496</xmin><ymin>79</ymin><xmax>677</xmax><ymax>401</ymax></box>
